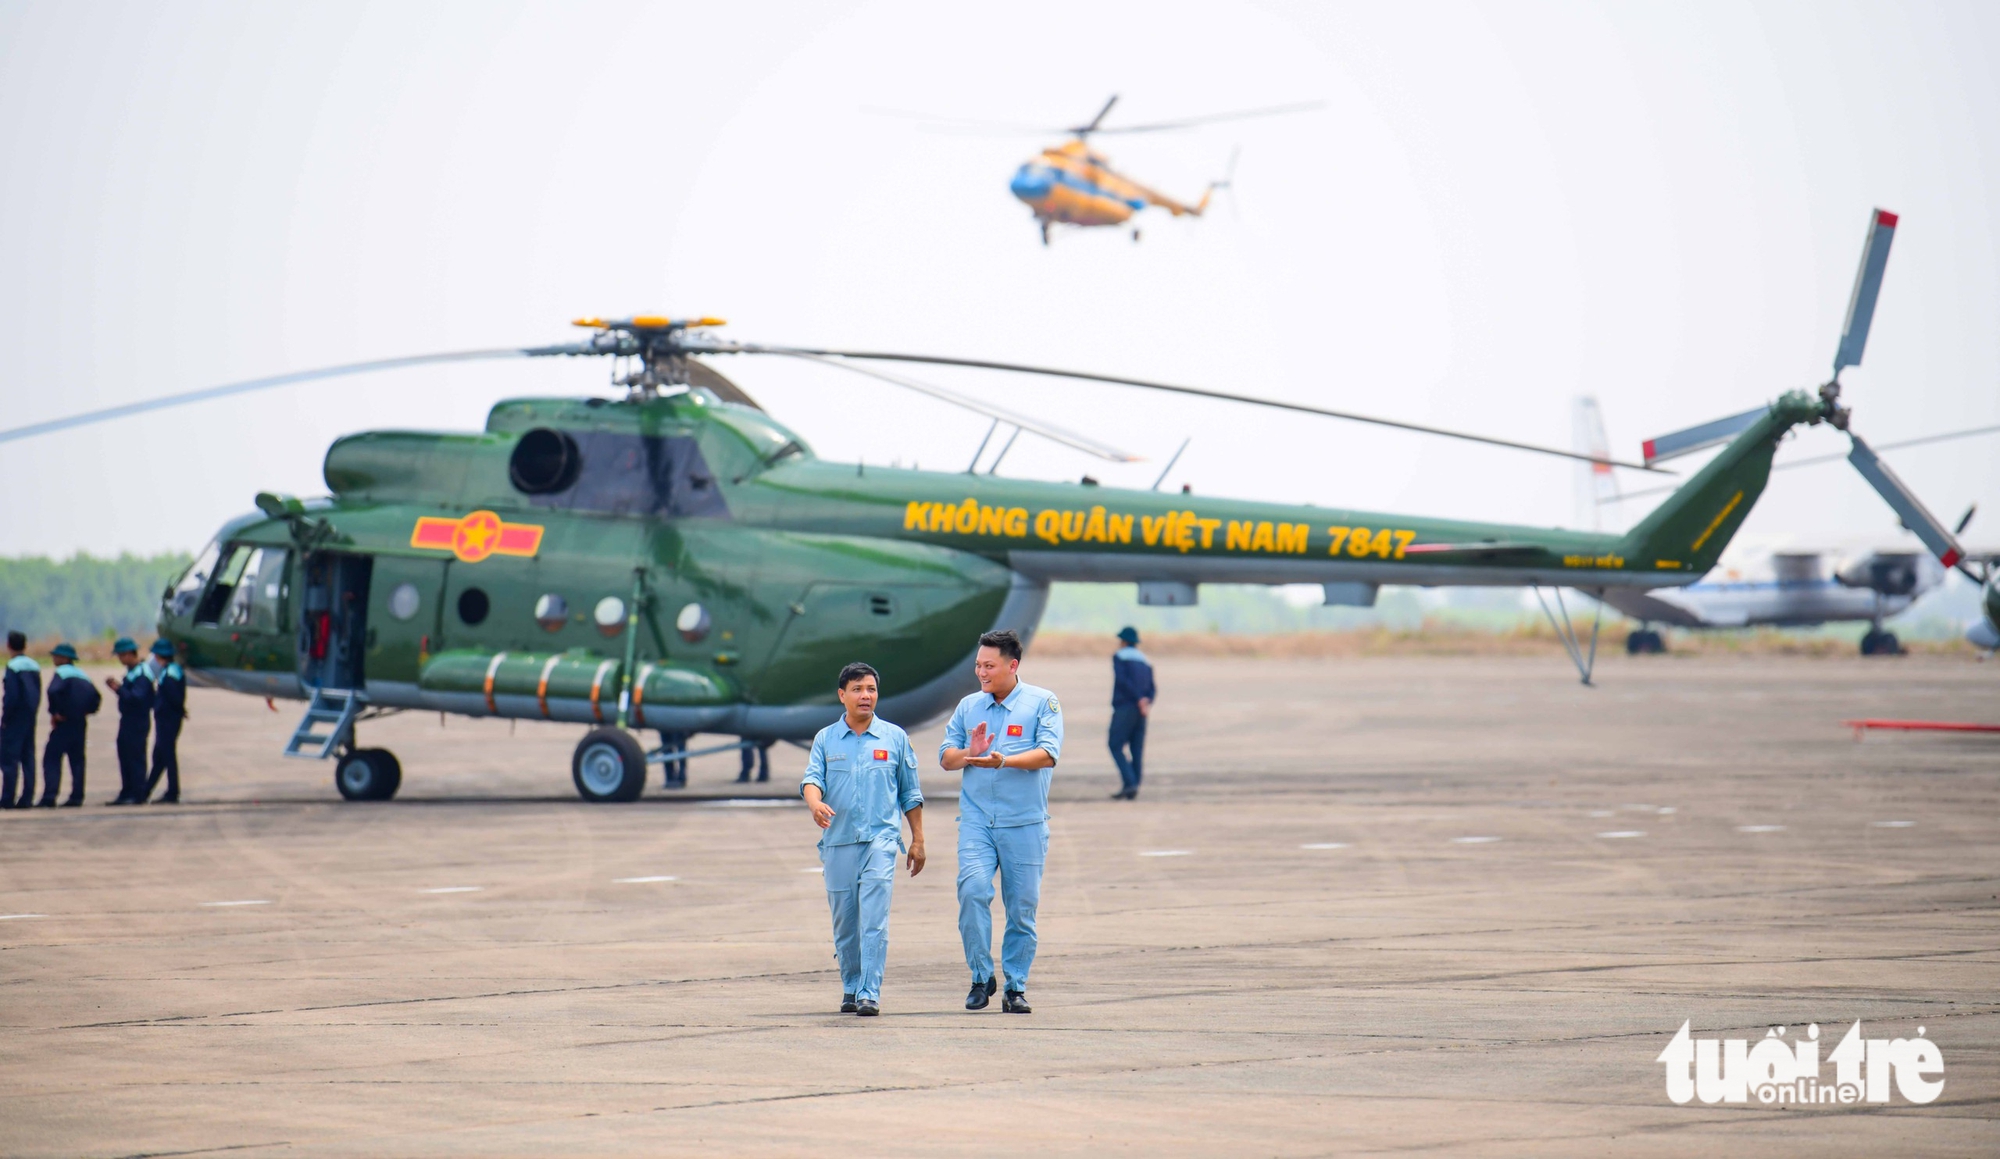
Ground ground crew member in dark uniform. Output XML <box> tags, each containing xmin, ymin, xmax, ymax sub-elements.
<box><xmin>40</xmin><ymin>643</ymin><xmax>99</xmax><ymax>807</ymax></box>
<box><xmin>145</xmin><ymin>639</ymin><xmax>186</xmax><ymax>804</ymax></box>
<box><xmin>3</xmin><ymin>631</ymin><xmax>42</xmax><ymax>809</ymax></box>
<box><xmin>106</xmin><ymin>637</ymin><xmax>155</xmax><ymax>805</ymax></box>
<box><xmin>736</xmin><ymin>739</ymin><xmax>772</xmax><ymax>783</ymax></box>
<box><xmin>1108</xmin><ymin>626</ymin><xmax>1155</xmax><ymax>801</ymax></box>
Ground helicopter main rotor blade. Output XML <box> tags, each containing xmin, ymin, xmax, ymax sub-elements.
<box><xmin>776</xmin><ymin>353</ymin><xmax>1142</xmax><ymax>464</ymax></box>
<box><xmin>1075</xmin><ymin>94</ymin><xmax>1121</xmax><ymax>136</ymax></box>
<box><xmin>1088</xmin><ymin>100</ymin><xmax>1326</xmax><ymax>136</ymax></box>
<box><xmin>0</xmin><ymin>347</ymin><xmax>560</xmax><ymax>446</ymax></box>
<box><xmin>719</xmin><ymin>344</ymin><xmax>1665</xmax><ymax>472</ymax></box>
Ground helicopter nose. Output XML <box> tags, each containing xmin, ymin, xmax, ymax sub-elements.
<box><xmin>1010</xmin><ymin>164</ymin><xmax>1054</xmax><ymax>203</ymax></box>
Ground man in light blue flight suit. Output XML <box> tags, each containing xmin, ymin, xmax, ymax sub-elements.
<box><xmin>940</xmin><ymin>628</ymin><xmax>1064</xmax><ymax>1015</ymax></box>
<box><xmin>800</xmin><ymin>662</ymin><xmax>926</xmax><ymax>1017</ymax></box>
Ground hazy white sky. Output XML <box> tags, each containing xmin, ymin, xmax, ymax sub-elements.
<box><xmin>2</xmin><ymin>0</ymin><xmax>1995</xmax><ymax>559</ymax></box>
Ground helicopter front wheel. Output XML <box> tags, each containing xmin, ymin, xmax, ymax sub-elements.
<box><xmin>335</xmin><ymin>748</ymin><xmax>401</xmax><ymax>801</ymax></box>
<box><xmin>573</xmin><ymin>728</ymin><xmax>647</xmax><ymax>803</ymax></box>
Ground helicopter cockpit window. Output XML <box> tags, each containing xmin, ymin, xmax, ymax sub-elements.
<box><xmin>194</xmin><ymin>544</ymin><xmax>255</xmax><ymax>625</ymax></box>
<box><xmin>168</xmin><ymin>540</ymin><xmax>222</xmax><ymax>619</ymax></box>
<box><xmin>525</xmin><ymin>432</ymin><xmax>731</xmax><ymax>520</ymax></box>
<box><xmin>220</xmin><ymin>548</ymin><xmax>290</xmax><ymax>632</ymax></box>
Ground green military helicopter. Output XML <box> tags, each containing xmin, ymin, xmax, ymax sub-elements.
<box><xmin>7</xmin><ymin>210</ymin><xmax>1977</xmax><ymax>803</ymax></box>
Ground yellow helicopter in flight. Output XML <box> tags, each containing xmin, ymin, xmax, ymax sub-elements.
<box><xmin>1007</xmin><ymin>96</ymin><xmax>1320</xmax><ymax>244</ymax></box>
<box><xmin>883</xmin><ymin>95</ymin><xmax>1321</xmax><ymax>245</ymax></box>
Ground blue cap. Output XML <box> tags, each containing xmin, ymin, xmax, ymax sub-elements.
<box><xmin>151</xmin><ymin>639</ymin><xmax>175</xmax><ymax>657</ymax></box>
<box><xmin>1117</xmin><ymin>626</ymin><xmax>1139</xmax><ymax>645</ymax></box>
<box><xmin>51</xmin><ymin>643</ymin><xmax>77</xmax><ymax>661</ymax></box>
<box><xmin>112</xmin><ymin>637</ymin><xmax>137</xmax><ymax>654</ymax></box>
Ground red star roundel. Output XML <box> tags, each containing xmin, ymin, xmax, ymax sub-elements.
<box><xmin>1006</xmin><ymin>724</ymin><xmax>1024</xmax><ymax>737</ymax></box>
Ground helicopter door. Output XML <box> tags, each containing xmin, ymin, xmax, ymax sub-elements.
<box><xmin>299</xmin><ymin>553</ymin><xmax>373</xmax><ymax>691</ymax></box>
<box><xmin>363</xmin><ymin>557</ymin><xmax>449</xmax><ymax>686</ymax></box>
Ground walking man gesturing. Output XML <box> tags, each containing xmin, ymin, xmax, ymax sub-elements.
<box><xmin>940</xmin><ymin>629</ymin><xmax>1063</xmax><ymax>1014</ymax></box>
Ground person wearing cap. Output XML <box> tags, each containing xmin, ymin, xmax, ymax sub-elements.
<box><xmin>105</xmin><ymin>638</ymin><xmax>156</xmax><ymax>806</ymax></box>
<box><xmin>1108</xmin><ymin>626</ymin><xmax>1155</xmax><ymax>801</ymax></box>
<box><xmin>144</xmin><ymin>639</ymin><xmax>187</xmax><ymax>804</ymax></box>
<box><xmin>799</xmin><ymin>661</ymin><xmax>926</xmax><ymax>1017</ymax></box>
<box><xmin>2</xmin><ymin>630</ymin><xmax>43</xmax><ymax>808</ymax></box>
<box><xmin>940</xmin><ymin>628</ymin><xmax>1064</xmax><ymax>1015</ymax></box>
<box><xmin>40</xmin><ymin>643</ymin><xmax>99</xmax><ymax>807</ymax></box>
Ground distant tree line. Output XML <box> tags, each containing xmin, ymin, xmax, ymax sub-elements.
<box><xmin>0</xmin><ymin>553</ymin><xmax>193</xmax><ymax>642</ymax></box>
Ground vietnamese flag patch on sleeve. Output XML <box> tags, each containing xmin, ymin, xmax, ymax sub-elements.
<box><xmin>1006</xmin><ymin>724</ymin><xmax>1024</xmax><ymax>737</ymax></box>
<box><xmin>873</xmin><ymin>749</ymin><xmax>889</xmax><ymax>761</ymax></box>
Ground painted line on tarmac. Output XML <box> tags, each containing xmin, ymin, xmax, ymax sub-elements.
<box><xmin>420</xmin><ymin>886</ymin><xmax>483</xmax><ymax>894</ymax></box>
<box><xmin>703</xmin><ymin>799</ymin><xmax>799</xmax><ymax>808</ymax></box>
<box><xmin>0</xmin><ymin>913</ymin><xmax>47</xmax><ymax>920</ymax></box>
<box><xmin>1656</xmin><ymin>806</ymin><xmax>1677</xmax><ymax>814</ymax></box>
<box><xmin>201</xmin><ymin>900</ymin><xmax>271</xmax><ymax>907</ymax></box>
<box><xmin>1587</xmin><ymin>810</ymin><xmax>1614</xmax><ymax>818</ymax></box>
<box><xmin>1451</xmin><ymin>836</ymin><xmax>1501</xmax><ymax>844</ymax></box>
<box><xmin>1299</xmin><ymin>842</ymin><xmax>1349</xmax><ymax>850</ymax></box>
<box><xmin>1139</xmin><ymin>850</ymin><xmax>1192</xmax><ymax>857</ymax></box>
<box><xmin>1597</xmin><ymin>830</ymin><xmax>1646</xmax><ymax>839</ymax></box>
<box><xmin>800</xmin><ymin>867</ymin><xmax>823</xmax><ymax>873</ymax></box>
<box><xmin>1736</xmin><ymin>825</ymin><xmax>1786</xmax><ymax>833</ymax></box>
<box><xmin>1871</xmin><ymin>820</ymin><xmax>1916</xmax><ymax>828</ymax></box>
<box><xmin>614</xmin><ymin>876</ymin><xmax>678</xmax><ymax>884</ymax></box>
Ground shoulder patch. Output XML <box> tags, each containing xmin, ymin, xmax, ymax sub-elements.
<box><xmin>1047</xmin><ymin>695</ymin><xmax>1060</xmax><ymax>714</ymax></box>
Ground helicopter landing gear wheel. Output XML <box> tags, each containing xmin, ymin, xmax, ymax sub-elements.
<box><xmin>336</xmin><ymin>748</ymin><xmax>401</xmax><ymax>801</ymax></box>
<box><xmin>573</xmin><ymin>728</ymin><xmax>647</xmax><ymax>803</ymax></box>
<box><xmin>1625</xmin><ymin>629</ymin><xmax>1665</xmax><ymax>655</ymax></box>
<box><xmin>1860</xmin><ymin>628</ymin><xmax>1902</xmax><ymax>656</ymax></box>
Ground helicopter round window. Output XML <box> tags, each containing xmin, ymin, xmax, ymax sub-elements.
<box><xmin>594</xmin><ymin>596</ymin><xmax>626</xmax><ymax>636</ymax></box>
<box><xmin>534</xmin><ymin>593</ymin><xmax>568</xmax><ymax>632</ymax></box>
<box><xmin>387</xmin><ymin>582</ymin><xmax>421</xmax><ymax>622</ymax></box>
<box><xmin>509</xmin><ymin>428</ymin><xmax>582</xmax><ymax>494</ymax></box>
<box><xmin>458</xmin><ymin>587</ymin><xmax>491</xmax><ymax>625</ymax></box>
<box><xmin>676</xmin><ymin>602</ymin><xmax>711</xmax><ymax>643</ymax></box>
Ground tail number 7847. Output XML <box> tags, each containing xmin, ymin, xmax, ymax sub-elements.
<box><xmin>1327</xmin><ymin>526</ymin><xmax>1416</xmax><ymax>560</ymax></box>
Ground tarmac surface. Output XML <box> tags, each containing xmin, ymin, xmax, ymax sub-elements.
<box><xmin>1</xmin><ymin>653</ymin><xmax>1996</xmax><ymax>1156</ymax></box>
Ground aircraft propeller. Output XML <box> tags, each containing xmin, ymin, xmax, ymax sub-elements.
<box><xmin>0</xmin><ymin>316</ymin><xmax>1662</xmax><ymax>473</ymax></box>
<box><xmin>1638</xmin><ymin>209</ymin><xmax>1978</xmax><ymax>579</ymax></box>
<box><xmin>868</xmin><ymin>96</ymin><xmax>1324</xmax><ymax>139</ymax></box>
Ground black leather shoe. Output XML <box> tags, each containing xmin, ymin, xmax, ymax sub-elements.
<box><xmin>965</xmin><ymin>976</ymin><xmax>997</xmax><ymax>1010</ymax></box>
<box><xmin>855</xmin><ymin>1000</ymin><xmax>879</xmax><ymax>1017</ymax></box>
<box><xmin>36</xmin><ymin>799</ymin><xmax>57</xmax><ymax>808</ymax></box>
<box><xmin>60</xmin><ymin>799</ymin><xmax>81</xmax><ymax>808</ymax></box>
<box><xmin>155</xmin><ymin>795</ymin><xmax>179</xmax><ymax>804</ymax></box>
<box><xmin>1003</xmin><ymin>990</ymin><xmax>1032</xmax><ymax>1014</ymax></box>
<box><xmin>840</xmin><ymin>993</ymin><xmax>857</xmax><ymax>1013</ymax></box>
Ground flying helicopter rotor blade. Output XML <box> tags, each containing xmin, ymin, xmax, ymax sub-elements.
<box><xmin>1073</xmin><ymin>94</ymin><xmax>1120</xmax><ymax>136</ymax></box>
<box><xmin>775</xmin><ymin>352</ymin><xmax>1142</xmax><ymax>464</ymax></box>
<box><xmin>861</xmin><ymin>106</ymin><xmax>1055</xmax><ymax>134</ymax></box>
<box><xmin>0</xmin><ymin>347</ymin><xmax>560</xmax><ymax>446</ymax></box>
<box><xmin>1087</xmin><ymin>100</ymin><xmax>1326</xmax><ymax>136</ymax></box>
<box><xmin>711</xmin><ymin>343</ymin><xmax>1665</xmax><ymax>472</ymax></box>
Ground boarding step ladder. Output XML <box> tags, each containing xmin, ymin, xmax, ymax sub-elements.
<box><xmin>284</xmin><ymin>687</ymin><xmax>363</xmax><ymax>759</ymax></box>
